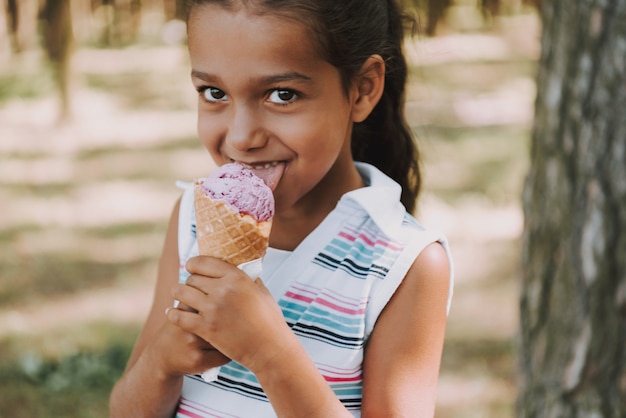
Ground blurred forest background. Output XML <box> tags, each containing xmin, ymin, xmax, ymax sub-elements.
<box><xmin>0</xmin><ymin>0</ymin><xmax>539</xmax><ymax>416</ymax></box>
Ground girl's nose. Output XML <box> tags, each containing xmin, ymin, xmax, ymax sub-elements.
<box><xmin>225</xmin><ymin>105</ymin><xmax>267</xmax><ymax>152</ymax></box>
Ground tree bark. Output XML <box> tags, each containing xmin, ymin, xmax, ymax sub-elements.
<box><xmin>42</xmin><ymin>0</ymin><xmax>74</xmax><ymax>121</ymax></box>
<box><xmin>6</xmin><ymin>0</ymin><xmax>20</xmax><ymax>52</ymax></box>
<box><xmin>518</xmin><ymin>0</ymin><xmax>626</xmax><ymax>416</ymax></box>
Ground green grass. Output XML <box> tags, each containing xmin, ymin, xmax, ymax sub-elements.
<box><xmin>418</xmin><ymin>125</ymin><xmax>530</xmax><ymax>205</ymax></box>
<box><xmin>81</xmin><ymin>222</ymin><xmax>167</xmax><ymax>239</ymax></box>
<box><xmin>0</xmin><ymin>323</ymin><xmax>137</xmax><ymax>418</ymax></box>
<box><xmin>75</xmin><ymin>136</ymin><xmax>202</xmax><ymax>160</ymax></box>
<box><xmin>0</xmin><ymin>183</ymin><xmax>75</xmax><ymax>197</ymax></box>
<box><xmin>0</xmin><ymin>72</ymin><xmax>55</xmax><ymax>103</ymax></box>
<box><xmin>0</xmin><ymin>254</ymin><xmax>156</xmax><ymax>306</ymax></box>
<box><xmin>411</xmin><ymin>59</ymin><xmax>536</xmax><ymax>92</ymax></box>
<box><xmin>442</xmin><ymin>338</ymin><xmax>515</xmax><ymax>381</ymax></box>
<box><xmin>83</xmin><ymin>72</ymin><xmax>192</xmax><ymax>110</ymax></box>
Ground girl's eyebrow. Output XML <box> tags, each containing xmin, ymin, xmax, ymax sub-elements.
<box><xmin>191</xmin><ymin>70</ymin><xmax>313</xmax><ymax>85</ymax></box>
<box><xmin>260</xmin><ymin>72</ymin><xmax>313</xmax><ymax>84</ymax></box>
<box><xmin>191</xmin><ymin>70</ymin><xmax>219</xmax><ymax>82</ymax></box>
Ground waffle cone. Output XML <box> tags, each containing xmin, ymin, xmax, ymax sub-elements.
<box><xmin>194</xmin><ymin>182</ymin><xmax>271</xmax><ymax>266</ymax></box>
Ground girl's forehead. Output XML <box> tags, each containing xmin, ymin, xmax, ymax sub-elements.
<box><xmin>189</xmin><ymin>4</ymin><xmax>322</xmax><ymax>47</ymax></box>
<box><xmin>187</xmin><ymin>4</ymin><xmax>335</xmax><ymax>83</ymax></box>
<box><xmin>188</xmin><ymin>4</ymin><xmax>324</xmax><ymax>62</ymax></box>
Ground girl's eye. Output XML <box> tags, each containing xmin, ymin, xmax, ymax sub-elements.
<box><xmin>202</xmin><ymin>87</ymin><xmax>228</xmax><ymax>102</ymax></box>
<box><xmin>268</xmin><ymin>89</ymin><xmax>297</xmax><ymax>104</ymax></box>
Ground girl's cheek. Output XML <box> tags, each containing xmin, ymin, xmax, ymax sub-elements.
<box><xmin>197</xmin><ymin>118</ymin><xmax>218</xmax><ymax>148</ymax></box>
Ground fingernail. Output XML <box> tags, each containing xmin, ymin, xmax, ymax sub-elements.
<box><xmin>165</xmin><ymin>307</ymin><xmax>171</xmax><ymax>316</ymax></box>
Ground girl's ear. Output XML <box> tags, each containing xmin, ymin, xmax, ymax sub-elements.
<box><xmin>351</xmin><ymin>54</ymin><xmax>385</xmax><ymax>123</ymax></box>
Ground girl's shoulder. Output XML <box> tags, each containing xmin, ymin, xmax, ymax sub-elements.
<box><xmin>343</xmin><ymin>163</ymin><xmax>454</xmax><ymax>315</ymax></box>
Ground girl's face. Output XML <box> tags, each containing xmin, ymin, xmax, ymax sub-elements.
<box><xmin>187</xmin><ymin>4</ymin><xmax>363</xmax><ymax>218</ymax></box>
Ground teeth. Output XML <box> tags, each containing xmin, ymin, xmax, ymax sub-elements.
<box><xmin>239</xmin><ymin>161</ymin><xmax>279</xmax><ymax>170</ymax></box>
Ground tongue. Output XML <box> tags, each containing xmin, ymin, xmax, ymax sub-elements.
<box><xmin>250</xmin><ymin>162</ymin><xmax>285</xmax><ymax>191</ymax></box>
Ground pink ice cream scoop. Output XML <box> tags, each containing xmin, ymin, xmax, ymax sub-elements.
<box><xmin>199</xmin><ymin>163</ymin><xmax>275</xmax><ymax>222</ymax></box>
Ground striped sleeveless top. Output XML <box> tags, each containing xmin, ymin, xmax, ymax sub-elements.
<box><xmin>175</xmin><ymin>162</ymin><xmax>453</xmax><ymax>418</ymax></box>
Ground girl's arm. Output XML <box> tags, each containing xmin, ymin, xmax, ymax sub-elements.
<box><xmin>169</xmin><ymin>242</ymin><xmax>450</xmax><ymax>418</ymax></box>
<box><xmin>109</xmin><ymin>200</ymin><xmax>228</xmax><ymax>418</ymax></box>
<box><xmin>258</xmin><ymin>242</ymin><xmax>450</xmax><ymax>418</ymax></box>
<box><xmin>361</xmin><ymin>242</ymin><xmax>451</xmax><ymax>418</ymax></box>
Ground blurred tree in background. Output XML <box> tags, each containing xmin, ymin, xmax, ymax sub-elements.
<box><xmin>1</xmin><ymin>0</ymin><xmax>189</xmax><ymax>120</ymax></box>
<box><xmin>5</xmin><ymin>0</ymin><xmax>19</xmax><ymax>51</ymax></box>
<box><xmin>519</xmin><ymin>0</ymin><xmax>626</xmax><ymax>416</ymax></box>
<box><xmin>41</xmin><ymin>0</ymin><xmax>74</xmax><ymax>121</ymax></box>
<box><xmin>1</xmin><ymin>0</ymin><xmax>541</xmax><ymax>120</ymax></box>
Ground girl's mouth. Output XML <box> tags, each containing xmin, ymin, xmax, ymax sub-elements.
<box><xmin>237</xmin><ymin>160</ymin><xmax>286</xmax><ymax>191</ymax></box>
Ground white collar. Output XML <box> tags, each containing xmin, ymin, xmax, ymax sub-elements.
<box><xmin>340</xmin><ymin>162</ymin><xmax>407</xmax><ymax>238</ymax></box>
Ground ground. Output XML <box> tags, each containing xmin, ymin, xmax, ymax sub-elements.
<box><xmin>0</xmin><ymin>11</ymin><xmax>539</xmax><ymax>417</ymax></box>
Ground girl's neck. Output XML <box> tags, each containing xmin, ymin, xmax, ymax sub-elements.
<box><xmin>270</xmin><ymin>162</ymin><xmax>364</xmax><ymax>251</ymax></box>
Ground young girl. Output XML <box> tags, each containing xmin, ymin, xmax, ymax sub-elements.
<box><xmin>110</xmin><ymin>0</ymin><xmax>453</xmax><ymax>416</ymax></box>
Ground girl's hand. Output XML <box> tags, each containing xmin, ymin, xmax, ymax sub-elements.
<box><xmin>147</xmin><ymin>308</ymin><xmax>231</xmax><ymax>378</ymax></box>
<box><xmin>166</xmin><ymin>255</ymin><xmax>293</xmax><ymax>373</ymax></box>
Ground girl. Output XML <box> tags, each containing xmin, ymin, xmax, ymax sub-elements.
<box><xmin>110</xmin><ymin>0</ymin><xmax>453</xmax><ymax>417</ymax></box>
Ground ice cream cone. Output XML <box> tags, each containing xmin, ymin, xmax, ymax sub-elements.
<box><xmin>194</xmin><ymin>180</ymin><xmax>271</xmax><ymax>267</ymax></box>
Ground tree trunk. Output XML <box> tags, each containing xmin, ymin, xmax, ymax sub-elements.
<box><xmin>426</xmin><ymin>0</ymin><xmax>452</xmax><ymax>36</ymax></box>
<box><xmin>42</xmin><ymin>0</ymin><xmax>74</xmax><ymax>121</ymax></box>
<box><xmin>4</xmin><ymin>0</ymin><xmax>38</xmax><ymax>53</ymax></box>
<box><xmin>6</xmin><ymin>0</ymin><xmax>20</xmax><ymax>52</ymax></box>
<box><xmin>518</xmin><ymin>0</ymin><xmax>626</xmax><ymax>416</ymax></box>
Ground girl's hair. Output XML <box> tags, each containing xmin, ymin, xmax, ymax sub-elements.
<box><xmin>187</xmin><ymin>0</ymin><xmax>421</xmax><ymax>213</ymax></box>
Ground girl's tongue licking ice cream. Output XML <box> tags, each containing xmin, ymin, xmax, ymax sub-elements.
<box><xmin>199</xmin><ymin>163</ymin><xmax>274</xmax><ymax>222</ymax></box>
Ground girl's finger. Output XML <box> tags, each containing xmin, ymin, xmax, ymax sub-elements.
<box><xmin>173</xmin><ymin>300</ymin><xmax>197</xmax><ymax>313</ymax></box>
<box><xmin>185</xmin><ymin>255</ymin><xmax>233</xmax><ymax>276</ymax></box>
<box><xmin>166</xmin><ymin>306</ymin><xmax>208</xmax><ymax>336</ymax></box>
<box><xmin>185</xmin><ymin>265</ymin><xmax>251</xmax><ymax>295</ymax></box>
<box><xmin>172</xmin><ymin>282</ymin><xmax>211</xmax><ymax>312</ymax></box>
<box><xmin>184</xmin><ymin>273</ymin><xmax>214</xmax><ymax>293</ymax></box>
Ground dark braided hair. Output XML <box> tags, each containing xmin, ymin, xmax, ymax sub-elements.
<box><xmin>187</xmin><ymin>0</ymin><xmax>421</xmax><ymax>213</ymax></box>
